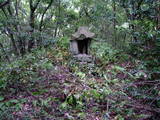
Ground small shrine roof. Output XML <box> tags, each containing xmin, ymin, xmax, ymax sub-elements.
<box><xmin>71</xmin><ymin>26</ymin><xmax>95</xmax><ymax>40</ymax></box>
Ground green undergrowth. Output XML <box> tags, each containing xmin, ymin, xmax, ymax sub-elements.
<box><xmin>0</xmin><ymin>41</ymin><xmax>159</xmax><ymax>120</ymax></box>
<box><xmin>91</xmin><ymin>42</ymin><xmax>129</xmax><ymax>66</ymax></box>
<box><xmin>0</xmin><ymin>48</ymin><xmax>53</xmax><ymax>93</ymax></box>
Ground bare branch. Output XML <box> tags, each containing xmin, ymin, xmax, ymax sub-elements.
<box><xmin>0</xmin><ymin>0</ymin><xmax>9</xmax><ymax>8</ymax></box>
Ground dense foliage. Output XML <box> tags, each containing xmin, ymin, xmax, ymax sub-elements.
<box><xmin>0</xmin><ymin>0</ymin><xmax>160</xmax><ymax>119</ymax></box>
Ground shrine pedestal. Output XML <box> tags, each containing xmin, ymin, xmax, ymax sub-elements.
<box><xmin>73</xmin><ymin>54</ymin><xmax>92</xmax><ymax>63</ymax></box>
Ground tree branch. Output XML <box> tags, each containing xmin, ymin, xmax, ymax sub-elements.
<box><xmin>0</xmin><ymin>0</ymin><xmax>9</xmax><ymax>8</ymax></box>
<box><xmin>30</xmin><ymin>0</ymin><xmax>41</xmax><ymax>12</ymax></box>
<box><xmin>39</xmin><ymin>0</ymin><xmax>53</xmax><ymax>31</ymax></box>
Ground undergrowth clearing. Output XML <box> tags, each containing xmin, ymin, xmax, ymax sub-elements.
<box><xmin>0</xmin><ymin>42</ymin><xmax>159</xmax><ymax>120</ymax></box>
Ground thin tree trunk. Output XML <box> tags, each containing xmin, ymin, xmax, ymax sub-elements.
<box><xmin>28</xmin><ymin>9</ymin><xmax>35</xmax><ymax>51</ymax></box>
<box><xmin>122</xmin><ymin>2</ymin><xmax>138</xmax><ymax>43</ymax></box>
<box><xmin>0</xmin><ymin>43</ymin><xmax>10</xmax><ymax>63</ymax></box>
<box><xmin>39</xmin><ymin>0</ymin><xmax>53</xmax><ymax>31</ymax></box>
<box><xmin>54</xmin><ymin>0</ymin><xmax>61</xmax><ymax>37</ymax></box>
<box><xmin>113</xmin><ymin>0</ymin><xmax>117</xmax><ymax>47</ymax></box>
<box><xmin>15</xmin><ymin>0</ymin><xmax>19</xmax><ymax>16</ymax></box>
<box><xmin>54</xmin><ymin>23</ymin><xmax>58</xmax><ymax>37</ymax></box>
<box><xmin>4</xmin><ymin>27</ymin><xmax>21</xmax><ymax>56</ymax></box>
<box><xmin>28</xmin><ymin>0</ymin><xmax>41</xmax><ymax>51</ymax></box>
<box><xmin>1</xmin><ymin>7</ymin><xmax>20</xmax><ymax>55</ymax></box>
<box><xmin>130</xmin><ymin>2</ymin><xmax>137</xmax><ymax>43</ymax></box>
<box><xmin>7</xmin><ymin>0</ymin><xmax>13</xmax><ymax>16</ymax></box>
<box><xmin>157</xmin><ymin>0</ymin><xmax>160</xmax><ymax>30</ymax></box>
<box><xmin>1</xmin><ymin>8</ymin><xmax>8</xmax><ymax>18</ymax></box>
<box><xmin>9</xmin><ymin>32</ymin><xmax>20</xmax><ymax>55</ymax></box>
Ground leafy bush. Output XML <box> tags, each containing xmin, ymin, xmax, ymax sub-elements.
<box><xmin>56</xmin><ymin>36</ymin><xmax>70</xmax><ymax>49</ymax></box>
<box><xmin>0</xmin><ymin>48</ymin><xmax>54</xmax><ymax>94</ymax></box>
<box><xmin>91</xmin><ymin>42</ymin><xmax>129</xmax><ymax>65</ymax></box>
<box><xmin>0</xmin><ymin>98</ymin><xmax>26</xmax><ymax>120</ymax></box>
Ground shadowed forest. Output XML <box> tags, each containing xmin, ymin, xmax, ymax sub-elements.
<box><xmin>0</xmin><ymin>0</ymin><xmax>160</xmax><ymax>120</ymax></box>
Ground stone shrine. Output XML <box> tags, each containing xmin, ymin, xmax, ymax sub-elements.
<box><xmin>70</xmin><ymin>26</ymin><xmax>95</xmax><ymax>62</ymax></box>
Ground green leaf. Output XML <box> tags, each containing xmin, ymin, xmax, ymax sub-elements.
<box><xmin>0</xmin><ymin>96</ymin><xmax>4</xmax><ymax>101</ymax></box>
<box><xmin>141</xmin><ymin>4</ymin><xmax>149</xmax><ymax>11</ymax></box>
<box><xmin>9</xmin><ymin>99</ymin><xmax>19</xmax><ymax>104</ymax></box>
<box><xmin>60</xmin><ymin>102</ymin><xmax>67</xmax><ymax>109</ymax></box>
<box><xmin>113</xmin><ymin>66</ymin><xmax>125</xmax><ymax>72</ymax></box>
<box><xmin>77</xmin><ymin>72</ymin><xmax>86</xmax><ymax>79</ymax></box>
<box><xmin>90</xmin><ymin>89</ymin><xmax>101</xmax><ymax>99</ymax></box>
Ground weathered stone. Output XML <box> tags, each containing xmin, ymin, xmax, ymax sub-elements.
<box><xmin>73</xmin><ymin>54</ymin><xmax>92</xmax><ymax>63</ymax></box>
<box><xmin>70</xmin><ymin>40</ymin><xmax>78</xmax><ymax>55</ymax></box>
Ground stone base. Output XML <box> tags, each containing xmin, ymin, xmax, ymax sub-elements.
<box><xmin>73</xmin><ymin>54</ymin><xmax>93</xmax><ymax>63</ymax></box>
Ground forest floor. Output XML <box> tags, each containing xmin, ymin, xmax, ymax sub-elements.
<box><xmin>0</xmin><ymin>45</ymin><xmax>156</xmax><ymax>120</ymax></box>
<box><xmin>12</xmin><ymin>64</ymin><xmax>107</xmax><ymax>120</ymax></box>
